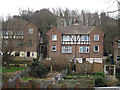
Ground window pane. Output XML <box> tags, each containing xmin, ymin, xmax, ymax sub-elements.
<box><xmin>63</xmin><ymin>36</ymin><xmax>70</xmax><ymax>41</ymax></box>
<box><xmin>28</xmin><ymin>28</ymin><xmax>33</xmax><ymax>34</ymax></box>
<box><xmin>52</xmin><ymin>35</ymin><xmax>57</xmax><ymax>41</ymax></box>
<box><xmin>94</xmin><ymin>35</ymin><xmax>99</xmax><ymax>41</ymax></box>
<box><xmin>118</xmin><ymin>43</ymin><xmax>120</xmax><ymax>48</ymax></box>
<box><xmin>79</xmin><ymin>46</ymin><xmax>89</xmax><ymax>53</ymax></box>
<box><xmin>94</xmin><ymin>46</ymin><xmax>99</xmax><ymax>52</ymax></box>
<box><xmin>52</xmin><ymin>45</ymin><xmax>56</xmax><ymax>51</ymax></box>
<box><xmin>81</xmin><ymin>35</ymin><xmax>88</xmax><ymax>41</ymax></box>
<box><xmin>62</xmin><ymin>46</ymin><xmax>72</xmax><ymax>53</ymax></box>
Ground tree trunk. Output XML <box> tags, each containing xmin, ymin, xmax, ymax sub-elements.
<box><xmin>6</xmin><ymin>63</ymin><xmax>10</xmax><ymax>69</ymax></box>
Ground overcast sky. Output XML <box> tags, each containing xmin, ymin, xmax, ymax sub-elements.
<box><xmin>0</xmin><ymin>0</ymin><xmax>118</xmax><ymax>19</ymax></box>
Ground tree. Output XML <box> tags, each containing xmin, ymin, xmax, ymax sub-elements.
<box><xmin>2</xmin><ymin>16</ymin><xmax>23</xmax><ymax>69</ymax></box>
<box><xmin>19</xmin><ymin>9</ymin><xmax>57</xmax><ymax>44</ymax></box>
<box><xmin>51</xmin><ymin>55</ymin><xmax>69</xmax><ymax>71</ymax></box>
<box><xmin>29</xmin><ymin>61</ymin><xmax>48</xmax><ymax>78</ymax></box>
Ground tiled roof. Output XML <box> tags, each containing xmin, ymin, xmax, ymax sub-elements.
<box><xmin>56</xmin><ymin>24</ymin><xmax>95</xmax><ymax>34</ymax></box>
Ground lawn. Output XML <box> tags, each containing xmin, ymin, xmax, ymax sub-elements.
<box><xmin>2</xmin><ymin>66</ymin><xmax>25</xmax><ymax>73</ymax></box>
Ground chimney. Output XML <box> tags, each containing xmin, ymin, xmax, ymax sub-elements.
<box><xmin>13</xmin><ymin>15</ymin><xmax>18</xmax><ymax>19</ymax></box>
<box><xmin>74</xmin><ymin>19</ymin><xmax>79</xmax><ymax>25</ymax></box>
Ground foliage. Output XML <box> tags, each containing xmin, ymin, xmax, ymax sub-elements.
<box><xmin>19</xmin><ymin>9</ymin><xmax>57</xmax><ymax>44</ymax></box>
<box><xmin>94</xmin><ymin>72</ymin><xmax>105</xmax><ymax>87</ymax></box>
<box><xmin>95</xmin><ymin>72</ymin><xmax>105</xmax><ymax>77</ymax></box>
<box><xmin>41</xmin><ymin>59</ymin><xmax>52</xmax><ymax>71</ymax></box>
<box><xmin>2</xmin><ymin>66</ymin><xmax>24</xmax><ymax>73</ymax></box>
<box><xmin>51</xmin><ymin>55</ymin><xmax>69</xmax><ymax>71</ymax></box>
<box><xmin>29</xmin><ymin>61</ymin><xmax>48</xmax><ymax>78</ymax></box>
<box><xmin>105</xmin><ymin>56</ymin><xmax>111</xmax><ymax>64</ymax></box>
<box><xmin>95</xmin><ymin>76</ymin><xmax>105</xmax><ymax>87</ymax></box>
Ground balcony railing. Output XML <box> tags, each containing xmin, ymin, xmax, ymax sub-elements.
<box><xmin>61</xmin><ymin>41</ymin><xmax>90</xmax><ymax>45</ymax></box>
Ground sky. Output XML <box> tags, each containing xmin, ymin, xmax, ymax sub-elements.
<box><xmin>0</xmin><ymin>0</ymin><xmax>119</xmax><ymax>19</ymax></box>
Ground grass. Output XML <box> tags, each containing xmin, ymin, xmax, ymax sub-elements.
<box><xmin>2</xmin><ymin>66</ymin><xmax>25</xmax><ymax>73</ymax></box>
<box><xmin>21</xmin><ymin>76</ymin><xmax>46</xmax><ymax>82</ymax></box>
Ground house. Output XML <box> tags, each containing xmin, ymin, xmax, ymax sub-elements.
<box><xmin>1</xmin><ymin>16</ymin><xmax>43</xmax><ymax>60</ymax></box>
<box><xmin>47</xmin><ymin>21</ymin><xmax>104</xmax><ymax>73</ymax></box>
<box><xmin>113</xmin><ymin>35</ymin><xmax>120</xmax><ymax>63</ymax></box>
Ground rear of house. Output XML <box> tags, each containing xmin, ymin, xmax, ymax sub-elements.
<box><xmin>113</xmin><ymin>35</ymin><xmax>120</xmax><ymax>63</ymax></box>
<box><xmin>2</xmin><ymin>16</ymin><xmax>43</xmax><ymax>60</ymax></box>
<box><xmin>47</xmin><ymin>22</ymin><xmax>104</xmax><ymax>73</ymax></box>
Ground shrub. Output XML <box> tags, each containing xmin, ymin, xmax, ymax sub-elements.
<box><xmin>29</xmin><ymin>61</ymin><xmax>48</xmax><ymax>78</ymax></box>
<box><xmin>94</xmin><ymin>72</ymin><xmax>105</xmax><ymax>87</ymax></box>
<box><xmin>95</xmin><ymin>76</ymin><xmax>105</xmax><ymax>87</ymax></box>
<box><xmin>51</xmin><ymin>55</ymin><xmax>69</xmax><ymax>71</ymax></box>
<box><xmin>95</xmin><ymin>72</ymin><xmax>105</xmax><ymax>77</ymax></box>
<box><xmin>106</xmin><ymin>56</ymin><xmax>111</xmax><ymax>64</ymax></box>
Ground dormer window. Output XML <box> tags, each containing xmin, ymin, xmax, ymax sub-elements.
<box><xmin>52</xmin><ymin>35</ymin><xmax>57</xmax><ymax>41</ymax></box>
<box><xmin>94</xmin><ymin>34</ymin><xmax>99</xmax><ymax>41</ymax></box>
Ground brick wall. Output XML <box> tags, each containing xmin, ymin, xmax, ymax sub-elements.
<box><xmin>47</xmin><ymin>27</ymin><xmax>104</xmax><ymax>59</ymax></box>
<box><xmin>113</xmin><ymin>36</ymin><xmax>120</xmax><ymax>63</ymax></box>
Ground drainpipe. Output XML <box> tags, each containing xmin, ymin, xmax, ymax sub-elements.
<box><xmin>47</xmin><ymin>35</ymin><xmax>49</xmax><ymax>59</ymax></box>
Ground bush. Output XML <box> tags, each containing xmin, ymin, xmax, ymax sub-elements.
<box><xmin>95</xmin><ymin>72</ymin><xmax>105</xmax><ymax>77</ymax></box>
<box><xmin>29</xmin><ymin>61</ymin><xmax>48</xmax><ymax>78</ymax></box>
<box><xmin>95</xmin><ymin>76</ymin><xmax>105</xmax><ymax>87</ymax></box>
<box><xmin>106</xmin><ymin>56</ymin><xmax>111</xmax><ymax>64</ymax></box>
<box><xmin>51</xmin><ymin>55</ymin><xmax>69</xmax><ymax>71</ymax></box>
<box><xmin>94</xmin><ymin>72</ymin><xmax>105</xmax><ymax>87</ymax></box>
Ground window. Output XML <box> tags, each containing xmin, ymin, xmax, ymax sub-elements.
<box><xmin>32</xmin><ymin>52</ymin><xmax>34</xmax><ymax>56</ymax></box>
<box><xmin>15</xmin><ymin>52</ymin><xmax>20</xmax><ymax>56</ymax></box>
<box><xmin>79</xmin><ymin>46</ymin><xmax>89</xmax><ymax>53</ymax></box>
<box><xmin>81</xmin><ymin>35</ymin><xmax>89</xmax><ymax>41</ymax></box>
<box><xmin>52</xmin><ymin>35</ymin><xmax>57</xmax><ymax>41</ymax></box>
<box><xmin>117</xmin><ymin>56</ymin><xmax>120</xmax><ymax>61</ymax></box>
<box><xmin>28</xmin><ymin>28</ymin><xmax>33</xmax><ymax>34</ymax></box>
<box><xmin>62</xmin><ymin>46</ymin><xmax>72</xmax><ymax>53</ymax></box>
<box><xmin>94</xmin><ymin>46</ymin><xmax>99</xmax><ymax>52</ymax></box>
<box><xmin>118</xmin><ymin>43</ymin><xmax>120</xmax><ymax>48</ymax></box>
<box><xmin>52</xmin><ymin>45</ymin><xmax>56</xmax><ymax>51</ymax></box>
<box><xmin>63</xmin><ymin>35</ymin><xmax>70</xmax><ymax>41</ymax></box>
<box><xmin>27</xmin><ymin>52</ymin><xmax>30</xmax><ymax>57</ymax></box>
<box><xmin>94</xmin><ymin>34</ymin><xmax>99</xmax><ymax>41</ymax></box>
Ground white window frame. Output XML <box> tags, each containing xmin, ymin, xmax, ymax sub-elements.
<box><xmin>28</xmin><ymin>28</ymin><xmax>33</xmax><ymax>34</ymax></box>
<box><xmin>81</xmin><ymin>35</ymin><xmax>89</xmax><ymax>41</ymax></box>
<box><xmin>52</xmin><ymin>45</ymin><xmax>56</xmax><ymax>51</ymax></box>
<box><xmin>117</xmin><ymin>56</ymin><xmax>120</xmax><ymax>61</ymax></box>
<box><xmin>79</xmin><ymin>46</ymin><xmax>89</xmax><ymax>53</ymax></box>
<box><xmin>118</xmin><ymin>43</ymin><xmax>120</xmax><ymax>48</ymax></box>
<box><xmin>94</xmin><ymin>34</ymin><xmax>99</xmax><ymax>41</ymax></box>
<box><xmin>52</xmin><ymin>35</ymin><xmax>57</xmax><ymax>41</ymax></box>
<box><xmin>94</xmin><ymin>45</ymin><xmax>99</xmax><ymax>52</ymax></box>
<box><xmin>62</xmin><ymin>46</ymin><xmax>72</xmax><ymax>53</ymax></box>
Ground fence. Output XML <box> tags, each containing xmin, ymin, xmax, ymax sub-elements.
<box><xmin>3</xmin><ymin>67</ymin><xmax>30</xmax><ymax>88</ymax></box>
<box><xmin>3</xmin><ymin>79</ymin><xmax>94</xmax><ymax>89</ymax></box>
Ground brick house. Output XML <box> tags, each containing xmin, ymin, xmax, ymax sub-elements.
<box><xmin>2</xmin><ymin>16</ymin><xmax>43</xmax><ymax>60</ymax></box>
<box><xmin>47</xmin><ymin>22</ymin><xmax>104</xmax><ymax>73</ymax></box>
<box><xmin>113</xmin><ymin>35</ymin><xmax>120</xmax><ymax>63</ymax></box>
